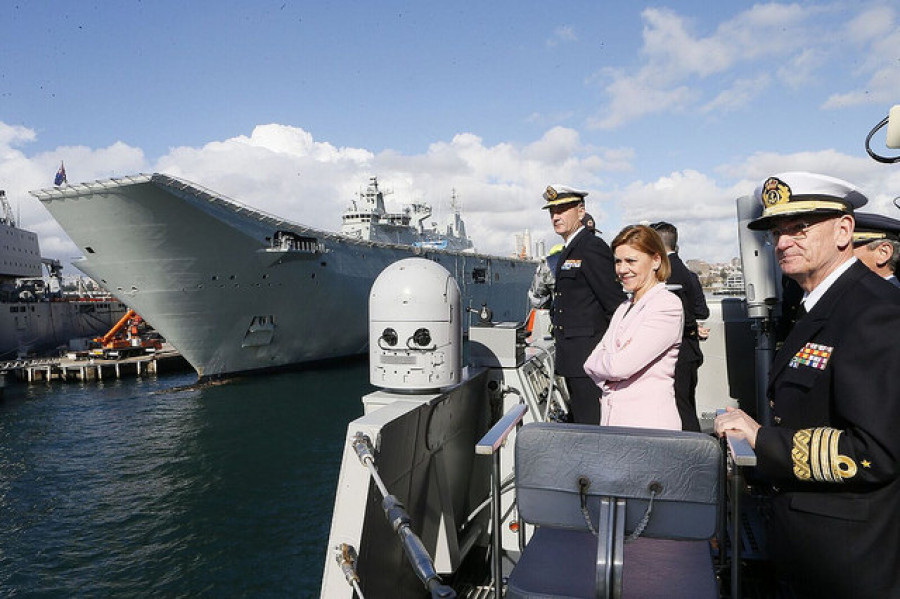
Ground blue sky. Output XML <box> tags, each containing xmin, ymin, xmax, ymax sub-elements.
<box><xmin>1</xmin><ymin>1</ymin><xmax>899</xmax><ymax>267</ymax></box>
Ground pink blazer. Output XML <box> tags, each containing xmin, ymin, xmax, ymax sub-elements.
<box><xmin>583</xmin><ymin>282</ymin><xmax>683</xmax><ymax>429</ymax></box>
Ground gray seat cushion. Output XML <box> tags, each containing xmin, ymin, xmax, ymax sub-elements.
<box><xmin>506</xmin><ymin>527</ymin><xmax>717</xmax><ymax>599</ymax></box>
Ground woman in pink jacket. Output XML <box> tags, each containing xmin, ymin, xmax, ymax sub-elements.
<box><xmin>583</xmin><ymin>225</ymin><xmax>684</xmax><ymax>429</ymax></box>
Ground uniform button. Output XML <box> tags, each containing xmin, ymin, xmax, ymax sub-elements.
<box><xmin>769</xmin><ymin>400</ymin><xmax>775</xmax><ymax>408</ymax></box>
<box><xmin>773</xmin><ymin>416</ymin><xmax>782</xmax><ymax>424</ymax></box>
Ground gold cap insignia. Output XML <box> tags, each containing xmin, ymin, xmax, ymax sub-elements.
<box><xmin>762</xmin><ymin>177</ymin><xmax>791</xmax><ymax>208</ymax></box>
<box><xmin>545</xmin><ymin>186</ymin><xmax>558</xmax><ymax>201</ymax></box>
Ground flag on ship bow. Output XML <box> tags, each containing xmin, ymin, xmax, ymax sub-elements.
<box><xmin>54</xmin><ymin>161</ymin><xmax>67</xmax><ymax>186</ymax></box>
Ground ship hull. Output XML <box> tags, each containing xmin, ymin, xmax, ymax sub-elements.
<box><xmin>0</xmin><ymin>299</ymin><xmax>128</xmax><ymax>358</ymax></box>
<box><xmin>34</xmin><ymin>175</ymin><xmax>536</xmax><ymax>378</ymax></box>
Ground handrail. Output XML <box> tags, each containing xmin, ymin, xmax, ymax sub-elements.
<box><xmin>720</xmin><ymin>418</ymin><xmax>759</xmax><ymax>599</ymax></box>
<box><xmin>476</xmin><ymin>402</ymin><xmax>528</xmax><ymax>599</ymax></box>
<box><xmin>476</xmin><ymin>403</ymin><xmax>528</xmax><ymax>455</ymax></box>
<box><xmin>726</xmin><ymin>433</ymin><xmax>757</xmax><ymax>467</ymax></box>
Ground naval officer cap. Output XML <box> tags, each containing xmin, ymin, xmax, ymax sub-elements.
<box><xmin>542</xmin><ymin>184</ymin><xmax>588</xmax><ymax>209</ymax></box>
<box><xmin>747</xmin><ymin>172</ymin><xmax>868</xmax><ymax>230</ymax></box>
<box><xmin>852</xmin><ymin>211</ymin><xmax>900</xmax><ymax>244</ymax></box>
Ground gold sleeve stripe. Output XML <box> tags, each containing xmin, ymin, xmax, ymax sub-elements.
<box><xmin>820</xmin><ymin>428</ymin><xmax>830</xmax><ymax>482</ymax></box>
<box><xmin>821</xmin><ymin>428</ymin><xmax>841</xmax><ymax>483</ymax></box>
<box><xmin>792</xmin><ymin>427</ymin><xmax>857</xmax><ymax>483</ymax></box>
<box><xmin>792</xmin><ymin>429</ymin><xmax>812</xmax><ymax>481</ymax></box>
<box><xmin>810</xmin><ymin>427</ymin><xmax>823</xmax><ymax>482</ymax></box>
<box><xmin>831</xmin><ymin>427</ymin><xmax>856</xmax><ymax>480</ymax></box>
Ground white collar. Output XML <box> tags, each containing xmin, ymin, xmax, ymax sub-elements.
<box><xmin>564</xmin><ymin>225</ymin><xmax>585</xmax><ymax>247</ymax></box>
<box><xmin>802</xmin><ymin>257</ymin><xmax>857</xmax><ymax>311</ymax></box>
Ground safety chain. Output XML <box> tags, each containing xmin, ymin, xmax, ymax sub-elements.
<box><xmin>578</xmin><ymin>479</ymin><xmax>663</xmax><ymax>543</ymax></box>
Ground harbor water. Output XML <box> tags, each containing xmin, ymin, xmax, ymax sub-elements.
<box><xmin>0</xmin><ymin>360</ymin><xmax>370</xmax><ymax>597</ymax></box>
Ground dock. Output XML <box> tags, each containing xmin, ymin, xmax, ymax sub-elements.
<box><xmin>0</xmin><ymin>346</ymin><xmax>189</xmax><ymax>383</ymax></box>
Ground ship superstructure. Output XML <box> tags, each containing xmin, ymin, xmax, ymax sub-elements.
<box><xmin>33</xmin><ymin>174</ymin><xmax>534</xmax><ymax>378</ymax></box>
<box><xmin>340</xmin><ymin>177</ymin><xmax>473</xmax><ymax>252</ymax></box>
<box><xmin>0</xmin><ymin>190</ymin><xmax>128</xmax><ymax>358</ymax></box>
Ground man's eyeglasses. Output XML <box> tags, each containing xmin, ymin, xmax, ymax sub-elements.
<box><xmin>769</xmin><ymin>220</ymin><xmax>826</xmax><ymax>242</ymax></box>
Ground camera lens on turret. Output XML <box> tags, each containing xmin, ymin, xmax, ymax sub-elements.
<box><xmin>413</xmin><ymin>328</ymin><xmax>431</xmax><ymax>346</ymax></box>
<box><xmin>381</xmin><ymin>328</ymin><xmax>398</xmax><ymax>346</ymax></box>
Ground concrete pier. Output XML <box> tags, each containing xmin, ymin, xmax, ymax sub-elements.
<box><xmin>0</xmin><ymin>347</ymin><xmax>189</xmax><ymax>384</ymax></box>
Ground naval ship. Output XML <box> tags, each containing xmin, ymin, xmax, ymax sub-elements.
<box><xmin>32</xmin><ymin>175</ymin><xmax>535</xmax><ymax>379</ymax></box>
<box><xmin>0</xmin><ymin>190</ymin><xmax>127</xmax><ymax>359</ymax></box>
<box><xmin>321</xmin><ymin>107</ymin><xmax>900</xmax><ymax>597</ymax></box>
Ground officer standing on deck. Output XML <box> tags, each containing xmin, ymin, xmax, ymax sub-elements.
<box><xmin>528</xmin><ymin>214</ymin><xmax>599</xmax><ymax>310</ymax></box>
<box><xmin>651</xmin><ymin>221</ymin><xmax>709</xmax><ymax>432</ymax></box>
<box><xmin>852</xmin><ymin>211</ymin><xmax>900</xmax><ymax>286</ymax></box>
<box><xmin>715</xmin><ymin>172</ymin><xmax>900</xmax><ymax>598</ymax></box>
<box><xmin>542</xmin><ymin>185</ymin><xmax>624</xmax><ymax>424</ymax></box>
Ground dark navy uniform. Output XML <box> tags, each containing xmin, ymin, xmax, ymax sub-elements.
<box><xmin>738</xmin><ymin>172</ymin><xmax>900</xmax><ymax>598</ymax></box>
<box><xmin>667</xmin><ymin>250</ymin><xmax>709</xmax><ymax>432</ymax></box>
<box><xmin>551</xmin><ymin>227</ymin><xmax>623</xmax><ymax>423</ymax></box>
<box><xmin>853</xmin><ymin>210</ymin><xmax>900</xmax><ymax>287</ymax></box>
<box><xmin>755</xmin><ymin>261</ymin><xmax>900</xmax><ymax>598</ymax></box>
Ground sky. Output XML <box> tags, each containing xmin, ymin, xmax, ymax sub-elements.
<box><xmin>1</xmin><ymin>0</ymin><xmax>899</xmax><ymax>272</ymax></box>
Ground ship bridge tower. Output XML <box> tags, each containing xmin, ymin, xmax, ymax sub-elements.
<box><xmin>341</xmin><ymin>177</ymin><xmax>391</xmax><ymax>240</ymax></box>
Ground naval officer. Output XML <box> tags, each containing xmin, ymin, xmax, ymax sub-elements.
<box><xmin>528</xmin><ymin>214</ymin><xmax>599</xmax><ymax>310</ymax></box>
<box><xmin>542</xmin><ymin>185</ymin><xmax>624</xmax><ymax>424</ymax></box>
<box><xmin>715</xmin><ymin>172</ymin><xmax>900</xmax><ymax>598</ymax></box>
<box><xmin>650</xmin><ymin>221</ymin><xmax>710</xmax><ymax>432</ymax></box>
<box><xmin>852</xmin><ymin>211</ymin><xmax>900</xmax><ymax>287</ymax></box>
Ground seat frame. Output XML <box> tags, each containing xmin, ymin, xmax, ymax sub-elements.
<box><xmin>506</xmin><ymin>423</ymin><xmax>723</xmax><ymax>599</ymax></box>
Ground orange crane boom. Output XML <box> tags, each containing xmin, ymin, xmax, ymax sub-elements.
<box><xmin>97</xmin><ymin>309</ymin><xmax>137</xmax><ymax>344</ymax></box>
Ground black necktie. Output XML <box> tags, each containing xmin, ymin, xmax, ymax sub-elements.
<box><xmin>796</xmin><ymin>301</ymin><xmax>807</xmax><ymax>320</ymax></box>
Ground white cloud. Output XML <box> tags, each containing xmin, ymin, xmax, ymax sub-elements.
<box><xmin>0</xmin><ymin>130</ymin><xmax>148</xmax><ymax>265</ymax></box>
<box><xmin>846</xmin><ymin>5</ymin><xmax>895</xmax><ymax>44</ymax></box>
<box><xmin>701</xmin><ymin>74</ymin><xmax>771</xmax><ymax>114</ymax></box>
<box><xmin>0</xmin><ymin>123</ymin><xmax>37</xmax><ymax>154</ymax></box>
<box><xmin>547</xmin><ymin>25</ymin><xmax>578</xmax><ymax>47</ymax></box>
<box><xmin>822</xmin><ymin>5</ymin><xmax>900</xmax><ymax>108</ymax></box>
<box><xmin>588</xmin><ymin>3</ymin><xmax>820</xmax><ymax>129</ymax></box>
<box><xmin>0</xmin><ymin>122</ymin><xmax>637</xmax><ymax>267</ymax></box>
<box><xmin>639</xmin><ymin>8</ymin><xmax>731</xmax><ymax>79</ymax></box>
<box><xmin>609</xmin><ymin>170</ymin><xmax>749</xmax><ymax>261</ymax></box>
<box><xmin>774</xmin><ymin>47</ymin><xmax>824</xmax><ymax>90</ymax></box>
<box><xmin>4</xmin><ymin>118</ymin><xmax>897</xmax><ymax>273</ymax></box>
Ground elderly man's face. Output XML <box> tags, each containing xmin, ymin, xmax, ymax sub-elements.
<box><xmin>770</xmin><ymin>213</ymin><xmax>854</xmax><ymax>291</ymax></box>
<box><xmin>549</xmin><ymin>202</ymin><xmax>585</xmax><ymax>240</ymax></box>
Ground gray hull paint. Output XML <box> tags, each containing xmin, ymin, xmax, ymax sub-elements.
<box><xmin>34</xmin><ymin>175</ymin><xmax>535</xmax><ymax>378</ymax></box>
<box><xmin>0</xmin><ymin>300</ymin><xmax>128</xmax><ymax>358</ymax></box>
